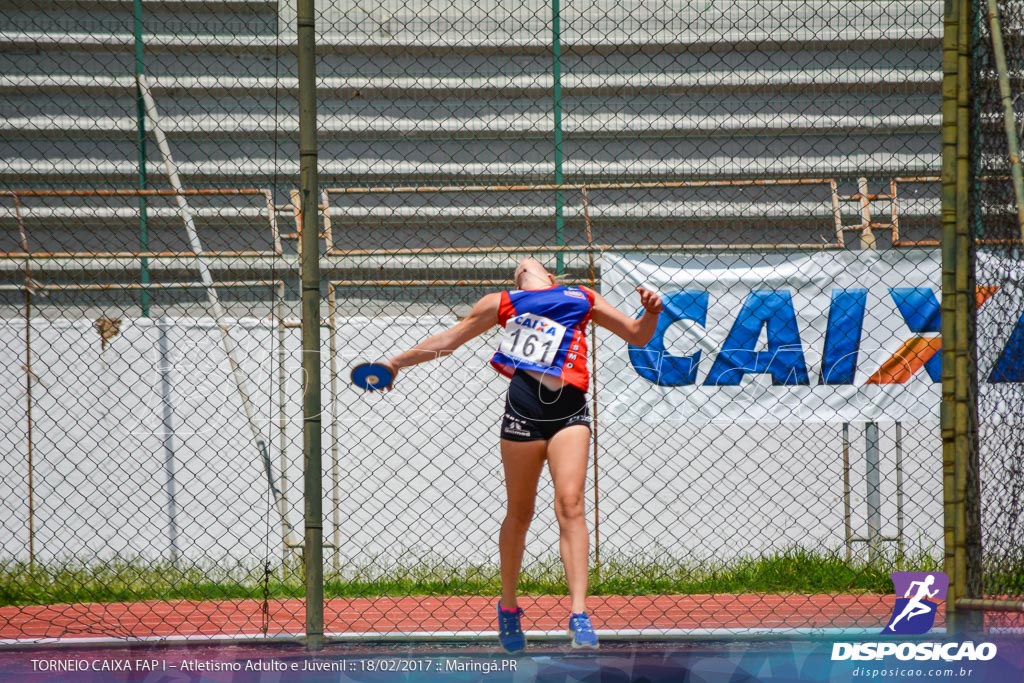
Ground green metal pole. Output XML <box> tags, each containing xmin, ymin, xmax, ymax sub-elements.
<box><xmin>297</xmin><ymin>0</ymin><xmax>324</xmax><ymax>650</ymax></box>
<box><xmin>940</xmin><ymin>0</ymin><xmax>962</xmax><ymax>635</ymax></box>
<box><xmin>941</xmin><ymin>0</ymin><xmax>981</xmax><ymax>636</ymax></box>
<box><xmin>985</xmin><ymin>0</ymin><xmax>1024</xmax><ymax>241</ymax></box>
<box><xmin>956</xmin><ymin>0</ymin><xmax>983</xmax><ymax>626</ymax></box>
<box><xmin>552</xmin><ymin>0</ymin><xmax>565</xmax><ymax>274</ymax></box>
<box><xmin>133</xmin><ymin>0</ymin><xmax>150</xmax><ymax>317</ymax></box>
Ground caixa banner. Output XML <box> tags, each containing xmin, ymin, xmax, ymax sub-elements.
<box><xmin>599</xmin><ymin>250</ymin><xmax>1024</xmax><ymax>424</ymax></box>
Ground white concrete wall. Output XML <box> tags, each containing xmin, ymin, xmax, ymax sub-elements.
<box><xmin>0</xmin><ymin>315</ymin><xmax>943</xmax><ymax>571</ymax></box>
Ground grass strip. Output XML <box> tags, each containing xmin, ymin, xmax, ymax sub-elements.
<box><xmin>0</xmin><ymin>546</ymin><xmax>946</xmax><ymax>607</ymax></box>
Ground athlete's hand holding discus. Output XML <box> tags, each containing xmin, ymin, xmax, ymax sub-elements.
<box><xmin>362</xmin><ymin>258</ymin><xmax>661</xmax><ymax>654</ymax></box>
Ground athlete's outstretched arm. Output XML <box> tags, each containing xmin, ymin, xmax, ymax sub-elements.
<box><xmin>587</xmin><ymin>286</ymin><xmax>663</xmax><ymax>346</ymax></box>
<box><xmin>382</xmin><ymin>292</ymin><xmax>501</xmax><ymax>387</ymax></box>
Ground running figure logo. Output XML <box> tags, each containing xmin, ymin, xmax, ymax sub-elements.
<box><xmin>882</xmin><ymin>572</ymin><xmax>949</xmax><ymax>635</ymax></box>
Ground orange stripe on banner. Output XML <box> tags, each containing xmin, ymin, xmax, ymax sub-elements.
<box><xmin>866</xmin><ymin>336</ymin><xmax>943</xmax><ymax>385</ymax></box>
<box><xmin>977</xmin><ymin>285</ymin><xmax>999</xmax><ymax>307</ymax></box>
<box><xmin>864</xmin><ymin>287</ymin><xmax>995</xmax><ymax>386</ymax></box>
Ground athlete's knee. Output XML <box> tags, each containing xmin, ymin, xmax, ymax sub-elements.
<box><xmin>502</xmin><ymin>505</ymin><xmax>535</xmax><ymax>531</ymax></box>
<box><xmin>554</xmin><ymin>492</ymin><xmax>585</xmax><ymax>522</ymax></box>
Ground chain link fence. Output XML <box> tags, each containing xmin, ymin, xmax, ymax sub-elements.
<box><xmin>1</xmin><ymin>0</ymin><xmax>1019</xmax><ymax>643</ymax></box>
<box><xmin>1</xmin><ymin>0</ymin><xmax>304</xmax><ymax>639</ymax></box>
<box><xmin>970</xmin><ymin>0</ymin><xmax>1024</xmax><ymax>629</ymax></box>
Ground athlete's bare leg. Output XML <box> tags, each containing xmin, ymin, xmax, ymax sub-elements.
<box><xmin>546</xmin><ymin>424</ymin><xmax>592</xmax><ymax>615</ymax></box>
<box><xmin>498</xmin><ymin>438</ymin><xmax>547</xmax><ymax>610</ymax></box>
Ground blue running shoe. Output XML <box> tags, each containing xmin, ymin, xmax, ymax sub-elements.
<box><xmin>568</xmin><ymin>612</ymin><xmax>599</xmax><ymax>649</ymax></box>
<box><xmin>496</xmin><ymin>602</ymin><xmax>526</xmax><ymax>654</ymax></box>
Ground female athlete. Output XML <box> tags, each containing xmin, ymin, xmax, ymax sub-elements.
<box><xmin>378</xmin><ymin>257</ymin><xmax>663</xmax><ymax>652</ymax></box>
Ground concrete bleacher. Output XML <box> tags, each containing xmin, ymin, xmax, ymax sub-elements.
<box><xmin>0</xmin><ymin>0</ymin><xmax>944</xmax><ymax>262</ymax></box>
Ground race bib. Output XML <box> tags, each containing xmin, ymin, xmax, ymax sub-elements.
<box><xmin>498</xmin><ymin>314</ymin><xmax>566</xmax><ymax>368</ymax></box>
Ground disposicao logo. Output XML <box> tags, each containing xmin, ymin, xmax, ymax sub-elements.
<box><xmin>883</xmin><ymin>571</ymin><xmax>948</xmax><ymax>635</ymax></box>
<box><xmin>830</xmin><ymin>571</ymin><xmax>998</xmax><ymax>663</ymax></box>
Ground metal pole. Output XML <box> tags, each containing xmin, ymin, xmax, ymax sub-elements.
<box><xmin>133</xmin><ymin>0</ymin><xmax>150</xmax><ymax>317</ymax></box>
<box><xmin>157</xmin><ymin>317</ymin><xmax>180</xmax><ymax>565</ymax></box>
<box><xmin>551</xmin><ymin>0</ymin><xmax>565</xmax><ymax>274</ymax></box>
<box><xmin>25</xmin><ymin>280</ymin><xmax>33</xmax><ymax>569</ymax></box>
<box><xmin>297</xmin><ymin>0</ymin><xmax>324</xmax><ymax>650</ymax></box>
<box><xmin>6</xmin><ymin>188</ymin><xmax>270</xmax><ymax>198</ymax></box>
<box><xmin>940</xmin><ymin>0</ymin><xmax>976</xmax><ymax>635</ymax></box>
<box><xmin>864</xmin><ymin>422</ymin><xmax>882</xmax><ymax>564</ymax></box>
<box><xmin>858</xmin><ymin>179</ymin><xmax>880</xmax><ymax>565</ymax></box>
<box><xmin>955</xmin><ymin>0</ymin><xmax>982</xmax><ymax>627</ymax></box>
<box><xmin>895</xmin><ymin>421</ymin><xmax>905</xmax><ymax>565</ymax></box>
<box><xmin>842</xmin><ymin>422</ymin><xmax>852</xmax><ymax>563</ymax></box>
<box><xmin>277</xmin><ymin>282</ymin><xmax>292</xmax><ymax>575</ymax></box>
<box><xmin>581</xmin><ymin>188</ymin><xmax>600</xmax><ymax>577</ymax></box>
<box><xmin>958</xmin><ymin>598</ymin><xmax>1024</xmax><ymax>612</ymax></box>
<box><xmin>328</xmin><ymin>285</ymin><xmax>341</xmax><ymax>576</ymax></box>
<box><xmin>985</xmin><ymin>0</ymin><xmax>1024</xmax><ymax>241</ymax></box>
<box><xmin>857</xmin><ymin>177</ymin><xmax>876</xmax><ymax>250</ymax></box>
<box><xmin>15</xmin><ymin>197</ymin><xmax>34</xmax><ymax>568</ymax></box>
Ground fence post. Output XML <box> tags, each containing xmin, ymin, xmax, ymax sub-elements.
<box><xmin>157</xmin><ymin>317</ymin><xmax>180</xmax><ymax>566</ymax></box>
<box><xmin>132</xmin><ymin>0</ymin><xmax>150</xmax><ymax>317</ymax></box>
<box><xmin>859</xmin><ymin>177</ymin><xmax>882</xmax><ymax>565</ymax></box>
<box><xmin>940</xmin><ymin>0</ymin><xmax>980</xmax><ymax>636</ymax></box>
<box><xmin>551</xmin><ymin>0</ymin><xmax>565</xmax><ymax>274</ymax></box>
<box><xmin>297</xmin><ymin>0</ymin><xmax>325</xmax><ymax>650</ymax></box>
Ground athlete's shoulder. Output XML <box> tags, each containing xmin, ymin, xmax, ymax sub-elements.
<box><xmin>480</xmin><ymin>291</ymin><xmax>504</xmax><ymax>305</ymax></box>
<box><xmin>464</xmin><ymin>292</ymin><xmax>503</xmax><ymax>323</ymax></box>
<box><xmin>570</xmin><ymin>285</ymin><xmax>597</xmax><ymax>305</ymax></box>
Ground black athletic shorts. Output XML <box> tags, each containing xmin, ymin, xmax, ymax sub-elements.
<box><xmin>500</xmin><ymin>370</ymin><xmax>592</xmax><ymax>442</ymax></box>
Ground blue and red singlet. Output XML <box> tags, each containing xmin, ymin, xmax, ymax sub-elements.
<box><xmin>490</xmin><ymin>285</ymin><xmax>595</xmax><ymax>391</ymax></box>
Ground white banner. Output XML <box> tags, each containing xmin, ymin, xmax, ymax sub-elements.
<box><xmin>599</xmin><ymin>249</ymin><xmax>963</xmax><ymax>424</ymax></box>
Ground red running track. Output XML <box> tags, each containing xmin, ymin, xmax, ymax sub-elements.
<box><xmin>0</xmin><ymin>594</ymin><xmax>913</xmax><ymax>642</ymax></box>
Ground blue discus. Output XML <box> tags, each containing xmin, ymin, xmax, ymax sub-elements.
<box><xmin>351</xmin><ymin>362</ymin><xmax>394</xmax><ymax>391</ymax></box>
